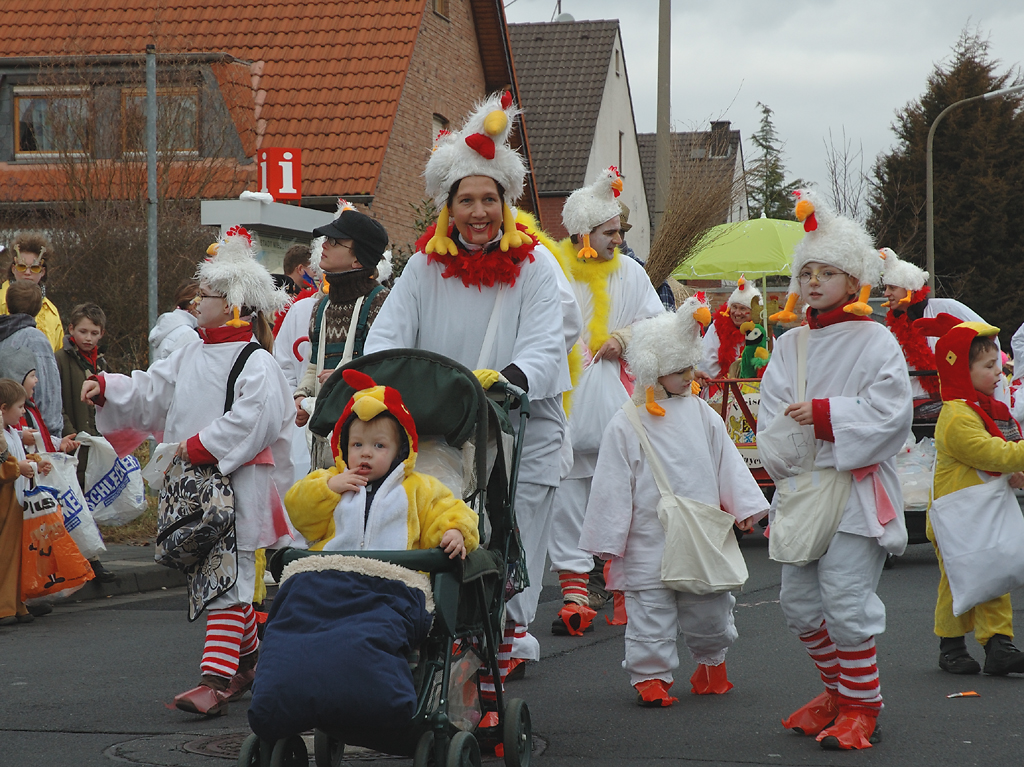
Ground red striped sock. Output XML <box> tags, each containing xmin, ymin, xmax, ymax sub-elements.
<box><xmin>201</xmin><ymin>607</ymin><xmax>246</xmax><ymax>679</ymax></box>
<box><xmin>835</xmin><ymin>638</ymin><xmax>882</xmax><ymax>712</ymax></box>
<box><xmin>239</xmin><ymin>604</ymin><xmax>259</xmax><ymax>657</ymax></box>
<box><xmin>479</xmin><ymin>619</ymin><xmax>515</xmax><ymax>703</ymax></box>
<box><xmin>558</xmin><ymin>571</ymin><xmax>589</xmax><ymax>606</ymax></box>
<box><xmin>798</xmin><ymin>622</ymin><xmax>840</xmax><ymax>691</ymax></box>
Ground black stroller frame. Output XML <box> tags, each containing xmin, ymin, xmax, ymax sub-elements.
<box><xmin>238</xmin><ymin>349</ymin><xmax>533</xmax><ymax>767</ymax></box>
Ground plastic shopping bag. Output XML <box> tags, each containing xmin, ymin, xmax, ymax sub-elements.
<box><xmin>895</xmin><ymin>435</ymin><xmax>935</xmax><ymax>511</ymax></box>
<box><xmin>569</xmin><ymin>359</ymin><xmax>630</xmax><ymax>453</ymax></box>
<box><xmin>21</xmin><ymin>484</ymin><xmax>94</xmax><ymax>600</ymax></box>
<box><xmin>76</xmin><ymin>432</ymin><xmax>147</xmax><ymax>526</ymax></box>
<box><xmin>38</xmin><ymin>451</ymin><xmax>106</xmax><ymax>560</ymax></box>
<box><xmin>140</xmin><ymin>442</ymin><xmax>179</xmax><ymax>492</ymax></box>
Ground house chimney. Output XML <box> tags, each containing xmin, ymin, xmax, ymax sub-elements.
<box><xmin>710</xmin><ymin>120</ymin><xmax>730</xmax><ymax>134</ymax></box>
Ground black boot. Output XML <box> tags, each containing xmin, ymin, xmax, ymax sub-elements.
<box><xmin>938</xmin><ymin>636</ymin><xmax>980</xmax><ymax>675</ymax></box>
<box><xmin>983</xmin><ymin>634</ymin><xmax>1024</xmax><ymax>676</ymax></box>
<box><xmin>90</xmin><ymin>559</ymin><xmax>117</xmax><ymax>584</ymax></box>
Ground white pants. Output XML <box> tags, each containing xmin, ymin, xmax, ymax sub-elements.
<box><xmin>548</xmin><ymin>475</ymin><xmax>597</xmax><ymax>574</ymax></box>
<box><xmin>506</xmin><ymin>481</ymin><xmax>557</xmax><ymax>660</ymax></box>
<box><xmin>207</xmin><ymin>550</ymin><xmax>258</xmax><ymax>610</ymax></box>
<box><xmin>623</xmin><ymin>588</ymin><xmax>738</xmax><ymax>686</ymax></box>
<box><xmin>780</xmin><ymin>532</ymin><xmax>887</xmax><ymax>647</ymax></box>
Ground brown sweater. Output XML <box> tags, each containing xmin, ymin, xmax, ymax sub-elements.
<box><xmin>54</xmin><ymin>336</ymin><xmax>109</xmax><ymax>437</ymax></box>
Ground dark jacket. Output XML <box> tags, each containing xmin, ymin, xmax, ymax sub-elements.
<box><xmin>54</xmin><ymin>336</ymin><xmax>109</xmax><ymax>437</ymax></box>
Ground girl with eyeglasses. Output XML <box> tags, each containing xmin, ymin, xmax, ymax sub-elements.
<box><xmin>1</xmin><ymin>233</ymin><xmax>63</xmax><ymax>351</ymax></box>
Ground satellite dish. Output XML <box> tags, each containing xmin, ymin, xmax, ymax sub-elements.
<box><xmin>554</xmin><ymin>13</ymin><xmax>575</xmax><ymax>22</ymax></box>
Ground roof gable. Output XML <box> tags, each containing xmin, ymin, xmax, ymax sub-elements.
<box><xmin>509</xmin><ymin>20</ymin><xmax>619</xmax><ymax>194</ymax></box>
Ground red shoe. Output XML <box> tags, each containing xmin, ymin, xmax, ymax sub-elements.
<box><xmin>690</xmin><ymin>662</ymin><xmax>733</xmax><ymax>695</ymax></box>
<box><xmin>479</xmin><ymin>711</ymin><xmax>500</xmax><ymax>729</ymax></box>
<box><xmin>605</xmin><ymin>591</ymin><xmax>628</xmax><ymax>626</ymax></box>
<box><xmin>634</xmin><ymin>679</ymin><xmax>678</xmax><ymax>708</ymax></box>
<box><xmin>504</xmin><ymin>657</ymin><xmax>527</xmax><ymax>682</ymax></box>
<box><xmin>781</xmin><ymin>690</ymin><xmax>839</xmax><ymax>736</ymax></box>
<box><xmin>816</xmin><ymin>709</ymin><xmax>881</xmax><ymax>750</ymax></box>
<box><xmin>173</xmin><ymin>684</ymin><xmax>229</xmax><ymax>716</ymax></box>
<box><xmin>553</xmin><ymin>602</ymin><xmax>597</xmax><ymax>636</ymax></box>
<box><xmin>224</xmin><ymin>652</ymin><xmax>258</xmax><ymax>702</ymax></box>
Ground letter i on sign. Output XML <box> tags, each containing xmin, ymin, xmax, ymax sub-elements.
<box><xmin>258</xmin><ymin>148</ymin><xmax>302</xmax><ymax>201</ymax></box>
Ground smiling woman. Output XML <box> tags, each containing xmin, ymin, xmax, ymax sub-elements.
<box><xmin>1</xmin><ymin>232</ymin><xmax>64</xmax><ymax>350</ymax></box>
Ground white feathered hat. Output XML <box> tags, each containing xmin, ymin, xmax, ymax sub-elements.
<box><xmin>626</xmin><ymin>295</ymin><xmax>712</xmax><ymax>405</ymax></box>
<box><xmin>789</xmin><ymin>188</ymin><xmax>881</xmax><ymax>288</ymax></box>
<box><xmin>728</xmin><ymin>274</ymin><xmax>761</xmax><ymax>308</ymax></box>
<box><xmin>562</xmin><ymin>167</ymin><xmax>623</xmax><ymax>238</ymax></box>
<box><xmin>879</xmin><ymin>247</ymin><xmax>929</xmax><ymax>291</ymax></box>
<box><xmin>424</xmin><ymin>90</ymin><xmax>527</xmax><ymax>210</ymax></box>
<box><xmin>200</xmin><ymin>226</ymin><xmax>289</xmax><ymax>326</ymax></box>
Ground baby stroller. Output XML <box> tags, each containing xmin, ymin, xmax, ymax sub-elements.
<box><xmin>238</xmin><ymin>349</ymin><xmax>533</xmax><ymax>767</ymax></box>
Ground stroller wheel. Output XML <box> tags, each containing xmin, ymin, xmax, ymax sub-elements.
<box><xmin>447</xmin><ymin>731</ymin><xmax>481</xmax><ymax>767</ymax></box>
<box><xmin>313</xmin><ymin>729</ymin><xmax>345</xmax><ymax>767</ymax></box>
<box><xmin>502</xmin><ymin>698</ymin><xmax>532</xmax><ymax>767</ymax></box>
<box><xmin>412</xmin><ymin>730</ymin><xmax>434</xmax><ymax>767</ymax></box>
<box><xmin>269</xmin><ymin>735</ymin><xmax>308</xmax><ymax>767</ymax></box>
<box><xmin>236</xmin><ymin>734</ymin><xmax>261</xmax><ymax>767</ymax></box>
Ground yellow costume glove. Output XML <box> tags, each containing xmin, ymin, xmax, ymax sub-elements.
<box><xmin>473</xmin><ymin>369</ymin><xmax>505</xmax><ymax>390</ymax></box>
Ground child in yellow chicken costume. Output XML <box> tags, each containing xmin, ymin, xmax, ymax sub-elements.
<box><xmin>915</xmin><ymin>313</ymin><xmax>1024</xmax><ymax>677</ymax></box>
<box><xmin>579</xmin><ymin>296</ymin><xmax>768</xmax><ymax>707</ymax></box>
<box><xmin>547</xmin><ymin>167</ymin><xmax>664</xmax><ymax>637</ymax></box>
<box><xmin>284</xmin><ymin>369</ymin><xmax>479</xmax><ymax>556</ymax></box>
<box><xmin>759</xmin><ymin>189</ymin><xmax>913</xmax><ymax>751</ymax></box>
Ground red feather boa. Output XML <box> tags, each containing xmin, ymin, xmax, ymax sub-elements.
<box><xmin>272</xmin><ymin>284</ymin><xmax>321</xmax><ymax>338</ymax></box>
<box><xmin>712</xmin><ymin>303</ymin><xmax>745</xmax><ymax>377</ymax></box>
<box><xmin>886</xmin><ymin>288</ymin><xmax>940</xmax><ymax>397</ymax></box>
<box><xmin>417</xmin><ymin>222</ymin><xmax>536</xmax><ymax>289</ymax></box>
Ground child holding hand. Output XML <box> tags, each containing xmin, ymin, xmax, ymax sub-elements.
<box><xmin>285</xmin><ymin>369</ymin><xmax>478</xmax><ymax>559</ymax></box>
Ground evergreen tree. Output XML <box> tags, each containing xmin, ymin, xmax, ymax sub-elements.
<box><xmin>868</xmin><ymin>30</ymin><xmax>1024</xmax><ymax>347</ymax></box>
<box><xmin>747</xmin><ymin>102</ymin><xmax>801</xmax><ymax>219</ymax></box>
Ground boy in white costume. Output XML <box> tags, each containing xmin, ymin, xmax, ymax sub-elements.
<box><xmin>580</xmin><ymin>296</ymin><xmax>767</xmax><ymax>706</ymax></box>
<box><xmin>364</xmin><ymin>91</ymin><xmax>582</xmax><ymax>690</ymax></box>
<box><xmin>760</xmin><ymin>190</ymin><xmax>912</xmax><ymax>750</ymax></box>
<box><xmin>879</xmin><ymin>247</ymin><xmax>1009</xmax><ymax>417</ymax></box>
<box><xmin>83</xmin><ymin>226</ymin><xmax>295</xmax><ymax>717</ymax></box>
<box><xmin>699</xmin><ymin>276</ymin><xmax>761</xmax><ymax>380</ymax></box>
<box><xmin>547</xmin><ymin>167</ymin><xmax>663</xmax><ymax>636</ymax></box>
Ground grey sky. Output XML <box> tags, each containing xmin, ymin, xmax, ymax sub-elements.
<box><xmin>504</xmin><ymin>0</ymin><xmax>1024</xmax><ymax>208</ymax></box>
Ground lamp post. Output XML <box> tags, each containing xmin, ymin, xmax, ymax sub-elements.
<box><xmin>925</xmin><ymin>83</ymin><xmax>1024</xmax><ymax>290</ymax></box>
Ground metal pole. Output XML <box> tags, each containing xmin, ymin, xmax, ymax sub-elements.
<box><xmin>925</xmin><ymin>84</ymin><xmax>1024</xmax><ymax>291</ymax></box>
<box><xmin>146</xmin><ymin>45</ymin><xmax>159</xmax><ymax>356</ymax></box>
<box><xmin>654</xmin><ymin>0</ymin><xmax>671</xmax><ymax>233</ymax></box>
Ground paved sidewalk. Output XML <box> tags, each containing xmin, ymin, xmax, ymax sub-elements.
<box><xmin>76</xmin><ymin>542</ymin><xmax>186</xmax><ymax>601</ymax></box>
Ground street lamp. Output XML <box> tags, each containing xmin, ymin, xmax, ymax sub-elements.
<box><xmin>925</xmin><ymin>83</ymin><xmax>1024</xmax><ymax>290</ymax></box>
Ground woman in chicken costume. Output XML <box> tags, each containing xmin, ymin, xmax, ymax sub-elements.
<box><xmin>759</xmin><ymin>190</ymin><xmax>913</xmax><ymax>750</ymax></box>
<box><xmin>699</xmin><ymin>275</ymin><xmax>762</xmax><ymax>379</ymax></box>
<box><xmin>546</xmin><ymin>167</ymin><xmax>664</xmax><ymax>636</ymax></box>
<box><xmin>879</xmin><ymin>247</ymin><xmax>1010</xmax><ymax>419</ymax></box>
<box><xmin>366</xmin><ymin>91</ymin><xmax>582</xmax><ymax>691</ymax></box>
<box><xmin>579</xmin><ymin>296</ymin><xmax>767</xmax><ymax>706</ymax></box>
<box><xmin>83</xmin><ymin>226</ymin><xmax>296</xmax><ymax>716</ymax></box>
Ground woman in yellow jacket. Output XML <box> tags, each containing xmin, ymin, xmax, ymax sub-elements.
<box><xmin>1</xmin><ymin>233</ymin><xmax>63</xmax><ymax>350</ymax></box>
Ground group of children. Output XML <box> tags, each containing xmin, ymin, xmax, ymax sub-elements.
<box><xmin>5</xmin><ymin>92</ymin><xmax>1024</xmax><ymax>756</ymax></box>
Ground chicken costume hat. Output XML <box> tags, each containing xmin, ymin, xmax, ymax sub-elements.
<box><xmin>770</xmin><ymin>189</ymin><xmax>882</xmax><ymax>323</ymax></box>
<box><xmin>201</xmin><ymin>225</ymin><xmax>290</xmax><ymax>327</ymax></box>
<box><xmin>728</xmin><ymin>275</ymin><xmax>761</xmax><ymax>308</ymax></box>
<box><xmin>423</xmin><ymin>91</ymin><xmax>531</xmax><ymax>256</ymax></box>
<box><xmin>330</xmin><ymin>369</ymin><xmax>419</xmax><ymax>462</ymax></box>
<box><xmin>626</xmin><ymin>295</ymin><xmax>712</xmax><ymax>416</ymax></box>
<box><xmin>879</xmin><ymin>247</ymin><xmax>929</xmax><ymax>308</ymax></box>
<box><xmin>562</xmin><ymin>167</ymin><xmax>624</xmax><ymax>259</ymax></box>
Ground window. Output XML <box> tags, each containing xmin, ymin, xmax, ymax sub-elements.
<box><xmin>14</xmin><ymin>86</ymin><xmax>91</xmax><ymax>157</ymax></box>
<box><xmin>433</xmin><ymin>0</ymin><xmax>449</xmax><ymax>18</ymax></box>
<box><xmin>121</xmin><ymin>87</ymin><xmax>199</xmax><ymax>154</ymax></box>
<box><xmin>615</xmin><ymin>49</ymin><xmax>621</xmax><ymax>76</ymax></box>
<box><xmin>431</xmin><ymin>113</ymin><xmax>449</xmax><ymax>143</ymax></box>
<box><xmin>618</xmin><ymin>131</ymin><xmax>624</xmax><ymax>170</ymax></box>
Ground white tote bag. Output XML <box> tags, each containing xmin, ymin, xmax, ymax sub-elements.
<box><xmin>38</xmin><ymin>451</ymin><xmax>106</xmax><ymax>560</ymax></box>
<box><xmin>623</xmin><ymin>404</ymin><xmax>748</xmax><ymax>594</ymax></box>
<box><xmin>758</xmin><ymin>327</ymin><xmax>852</xmax><ymax>567</ymax></box>
<box><xmin>571</xmin><ymin>359</ymin><xmax>630</xmax><ymax>453</ymax></box>
<box><xmin>929</xmin><ymin>472</ymin><xmax>1024</xmax><ymax>617</ymax></box>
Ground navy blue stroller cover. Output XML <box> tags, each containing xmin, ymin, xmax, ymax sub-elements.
<box><xmin>248</xmin><ymin>555</ymin><xmax>434</xmax><ymax>742</ymax></box>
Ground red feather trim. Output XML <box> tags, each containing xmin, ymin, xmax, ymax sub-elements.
<box><xmin>416</xmin><ymin>222</ymin><xmax>536</xmax><ymax>289</ymax></box>
<box><xmin>712</xmin><ymin>303</ymin><xmax>745</xmax><ymax>377</ymax></box>
<box><xmin>272</xmin><ymin>284</ymin><xmax>320</xmax><ymax>337</ymax></box>
<box><xmin>887</xmin><ymin>298</ymin><xmax>940</xmax><ymax>397</ymax></box>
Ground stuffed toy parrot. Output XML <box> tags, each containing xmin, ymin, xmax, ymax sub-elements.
<box><xmin>738</xmin><ymin>321</ymin><xmax>769</xmax><ymax>378</ymax></box>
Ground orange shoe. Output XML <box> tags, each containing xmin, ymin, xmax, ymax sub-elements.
<box><xmin>173</xmin><ymin>684</ymin><xmax>229</xmax><ymax>716</ymax></box>
<box><xmin>635</xmin><ymin>679</ymin><xmax>678</xmax><ymax>708</ymax></box>
<box><xmin>690</xmin><ymin>662</ymin><xmax>733</xmax><ymax>695</ymax></box>
<box><xmin>781</xmin><ymin>690</ymin><xmax>839</xmax><ymax>736</ymax></box>
<box><xmin>605</xmin><ymin>591</ymin><xmax>628</xmax><ymax>626</ymax></box>
<box><xmin>552</xmin><ymin>602</ymin><xmax>597</xmax><ymax>636</ymax></box>
<box><xmin>816</xmin><ymin>709</ymin><xmax>881</xmax><ymax>750</ymax></box>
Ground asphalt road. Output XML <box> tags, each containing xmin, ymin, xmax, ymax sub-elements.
<box><xmin>3</xmin><ymin>534</ymin><xmax>1023</xmax><ymax>767</ymax></box>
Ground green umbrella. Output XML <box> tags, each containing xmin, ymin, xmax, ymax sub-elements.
<box><xmin>671</xmin><ymin>217</ymin><xmax>805</xmax><ymax>281</ymax></box>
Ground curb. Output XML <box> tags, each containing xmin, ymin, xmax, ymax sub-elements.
<box><xmin>76</xmin><ymin>563</ymin><xmax>187</xmax><ymax>601</ymax></box>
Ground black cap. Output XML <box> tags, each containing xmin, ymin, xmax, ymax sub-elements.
<box><xmin>313</xmin><ymin>209</ymin><xmax>389</xmax><ymax>270</ymax></box>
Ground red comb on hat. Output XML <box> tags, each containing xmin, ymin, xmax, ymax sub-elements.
<box><xmin>342</xmin><ymin>369</ymin><xmax>376</xmax><ymax>390</ymax></box>
<box><xmin>913</xmin><ymin>313</ymin><xmax>962</xmax><ymax>338</ymax></box>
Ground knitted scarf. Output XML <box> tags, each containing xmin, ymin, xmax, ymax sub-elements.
<box><xmin>886</xmin><ymin>287</ymin><xmax>940</xmax><ymax>398</ymax></box>
<box><xmin>712</xmin><ymin>303</ymin><xmax>745</xmax><ymax>377</ymax></box>
<box><xmin>417</xmin><ymin>222</ymin><xmax>536</xmax><ymax>289</ymax></box>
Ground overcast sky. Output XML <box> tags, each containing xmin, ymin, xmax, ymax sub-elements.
<box><xmin>503</xmin><ymin>0</ymin><xmax>1024</xmax><ymax>207</ymax></box>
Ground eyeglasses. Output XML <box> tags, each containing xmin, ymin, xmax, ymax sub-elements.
<box><xmin>13</xmin><ymin>263</ymin><xmax>43</xmax><ymax>274</ymax></box>
<box><xmin>325</xmin><ymin>238</ymin><xmax>353</xmax><ymax>249</ymax></box>
<box><xmin>797</xmin><ymin>268</ymin><xmax>844</xmax><ymax>285</ymax></box>
<box><xmin>192</xmin><ymin>292</ymin><xmax>225</xmax><ymax>303</ymax></box>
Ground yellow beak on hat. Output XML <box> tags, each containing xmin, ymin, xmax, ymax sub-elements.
<box><xmin>352</xmin><ymin>386</ymin><xmax>389</xmax><ymax>421</ymax></box>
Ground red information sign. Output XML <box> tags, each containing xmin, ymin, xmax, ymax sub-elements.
<box><xmin>259</xmin><ymin>148</ymin><xmax>302</xmax><ymax>201</ymax></box>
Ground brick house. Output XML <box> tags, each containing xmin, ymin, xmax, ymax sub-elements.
<box><xmin>509</xmin><ymin>20</ymin><xmax>650</xmax><ymax>259</ymax></box>
<box><xmin>0</xmin><ymin>0</ymin><xmax>537</xmax><ymax>262</ymax></box>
